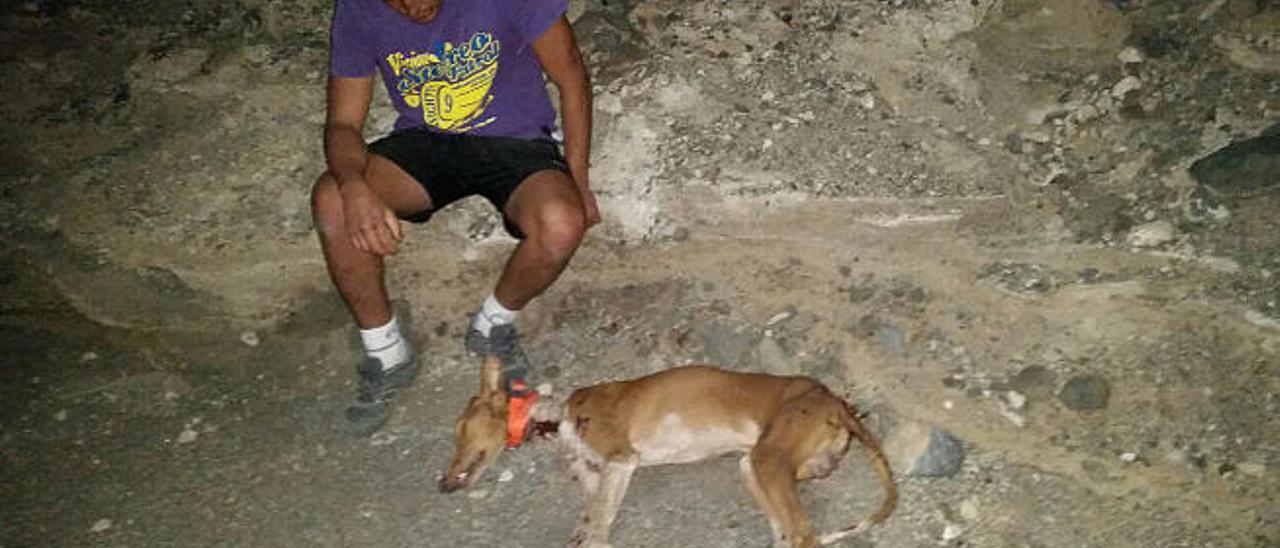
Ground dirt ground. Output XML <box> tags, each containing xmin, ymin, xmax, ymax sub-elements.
<box><xmin>1</xmin><ymin>0</ymin><xmax>1277</xmax><ymax>547</ymax></box>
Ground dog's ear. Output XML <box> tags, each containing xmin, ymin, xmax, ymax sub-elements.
<box><xmin>481</xmin><ymin>356</ymin><xmax>502</xmax><ymax>396</ymax></box>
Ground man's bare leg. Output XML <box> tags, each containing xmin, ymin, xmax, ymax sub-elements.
<box><xmin>467</xmin><ymin>169</ymin><xmax>586</xmax><ymax>395</ymax></box>
<box><xmin>311</xmin><ymin>154</ymin><xmax>432</xmax><ymax>328</ymax></box>
<box><xmin>498</xmin><ymin>169</ymin><xmax>587</xmax><ymax>308</ymax></box>
<box><xmin>311</xmin><ymin>153</ymin><xmax>432</xmax><ymax>435</ymax></box>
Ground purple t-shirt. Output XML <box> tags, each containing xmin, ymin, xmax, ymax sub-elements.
<box><xmin>330</xmin><ymin>0</ymin><xmax>565</xmax><ymax>139</ymax></box>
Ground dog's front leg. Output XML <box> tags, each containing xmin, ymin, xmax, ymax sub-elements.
<box><xmin>568</xmin><ymin>458</ymin><xmax>638</xmax><ymax>548</ymax></box>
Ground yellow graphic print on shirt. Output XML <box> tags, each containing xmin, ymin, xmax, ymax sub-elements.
<box><xmin>385</xmin><ymin>31</ymin><xmax>500</xmax><ymax>132</ymax></box>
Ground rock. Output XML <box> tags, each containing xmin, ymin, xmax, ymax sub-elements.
<box><xmin>1111</xmin><ymin>75</ymin><xmax>1143</xmax><ymax>98</ymax></box>
<box><xmin>1213</xmin><ymin>33</ymin><xmax>1280</xmax><ymax>74</ymax></box>
<box><xmin>1059</xmin><ymin>374</ymin><xmax>1110</xmax><ymax>410</ymax></box>
<box><xmin>1189</xmin><ymin>129</ymin><xmax>1280</xmax><ymax>198</ymax></box>
<box><xmin>1004</xmin><ymin>390</ymin><xmax>1027</xmax><ymax>410</ymax></box>
<box><xmin>1198</xmin><ymin>0</ymin><xmax>1229</xmax><ymax>21</ymax></box>
<box><xmin>89</xmin><ymin>518</ymin><xmax>112</xmax><ymax>533</ymax></box>
<box><xmin>53</xmin><ymin>409</ymin><xmax>67</xmax><ymax>422</ymax></box>
<box><xmin>497</xmin><ymin>469</ymin><xmax>515</xmax><ymax>483</ymax></box>
<box><xmin>1126</xmin><ymin>220</ymin><xmax>1177</xmax><ymax>248</ymax></box>
<box><xmin>177</xmin><ymin>428</ymin><xmax>199</xmax><ymax>444</ymax></box>
<box><xmin>874</xmin><ymin>324</ymin><xmax>906</xmax><ymax>356</ymax></box>
<box><xmin>1025</xmin><ymin>131</ymin><xmax>1051</xmax><ymax>144</ymax></box>
<box><xmin>1117</xmin><ymin>46</ymin><xmax>1144</xmax><ymax>64</ymax></box>
<box><xmin>1237</xmin><ymin>462</ymin><xmax>1266</xmax><ymax>477</ymax></box>
<box><xmin>998</xmin><ymin>391</ymin><xmax>1027</xmax><ymax>427</ymax></box>
<box><xmin>765</xmin><ymin>308</ymin><xmax>794</xmax><ymax>326</ymax></box>
<box><xmin>1067</xmin><ymin>194</ymin><xmax>1131</xmax><ymax>242</ymax></box>
<box><xmin>1074</xmin><ymin>104</ymin><xmax>1100</xmax><ymax>124</ymax></box>
<box><xmin>1081</xmin><ymin>459</ymin><xmax>1112</xmax><ymax>482</ymax></box>
<box><xmin>942</xmin><ymin>523</ymin><xmax>964</xmax><ymax>541</ymax></box>
<box><xmin>239</xmin><ymin>331</ymin><xmax>261</xmax><ymax>347</ymax></box>
<box><xmin>704</xmin><ymin>322</ymin><xmax>759</xmax><ymax>368</ymax></box>
<box><xmin>755</xmin><ymin>337</ymin><xmax>798</xmax><ymax>376</ymax></box>
<box><xmin>959</xmin><ymin>497</ymin><xmax>980</xmax><ymax>521</ymax></box>
<box><xmin>888</xmin><ymin>423</ymin><xmax>966</xmax><ymax>478</ymax></box>
<box><xmin>1003</xmin><ymin>365</ymin><xmax>1056</xmax><ymax>396</ymax></box>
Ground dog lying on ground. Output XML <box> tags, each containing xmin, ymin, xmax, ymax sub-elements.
<box><xmin>441</xmin><ymin>357</ymin><xmax>897</xmax><ymax>548</ymax></box>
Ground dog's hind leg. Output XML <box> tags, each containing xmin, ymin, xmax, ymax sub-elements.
<box><xmin>740</xmin><ymin>455</ymin><xmax>787</xmax><ymax>546</ymax></box>
<box><xmin>568</xmin><ymin>458</ymin><xmax>638</xmax><ymax>548</ymax></box>
<box><xmin>747</xmin><ymin>443</ymin><xmax>819</xmax><ymax>545</ymax></box>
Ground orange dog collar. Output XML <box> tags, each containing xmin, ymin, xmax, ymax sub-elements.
<box><xmin>506</xmin><ymin>387</ymin><xmax>539</xmax><ymax>448</ymax></box>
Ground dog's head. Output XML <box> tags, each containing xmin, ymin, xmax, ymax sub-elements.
<box><xmin>439</xmin><ymin>356</ymin><xmax>509</xmax><ymax>493</ymax></box>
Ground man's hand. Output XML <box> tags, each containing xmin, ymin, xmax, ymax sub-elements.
<box><xmin>324</xmin><ymin>75</ymin><xmax>404</xmax><ymax>255</ymax></box>
<box><xmin>341</xmin><ymin>180</ymin><xmax>403</xmax><ymax>256</ymax></box>
<box><xmin>578</xmin><ymin>185</ymin><xmax>601</xmax><ymax>228</ymax></box>
<box><xmin>570</xmin><ymin>164</ymin><xmax>600</xmax><ymax>227</ymax></box>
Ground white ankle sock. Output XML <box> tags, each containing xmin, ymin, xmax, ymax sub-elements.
<box><xmin>471</xmin><ymin>293</ymin><xmax>517</xmax><ymax>337</ymax></box>
<box><xmin>359</xmin><ymin>314</ymin><xmax>411</xmax><ymax>370</ymax></box>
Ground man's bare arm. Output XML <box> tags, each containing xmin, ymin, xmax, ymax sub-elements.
<box><xmin>325</xmin><ymin>75</ymin><xmax>402</xmax><ymax>254</ymax></box>
<box><xmin>325</xmin><ymin>76</ymin><xmax>375</xmax><ymax>187</ymax></box>
<box><xmin>534</xmin><ymin>16</ymin><xmax>598</xmax><ymax>225</ymax></box>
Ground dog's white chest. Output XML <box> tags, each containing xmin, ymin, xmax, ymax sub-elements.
<box><xmin>631</xmin><ymin>414</ymin><xmax>760</xmax><ymax>465</ymax></box>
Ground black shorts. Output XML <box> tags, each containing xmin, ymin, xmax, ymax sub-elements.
<box><xmin>367</xmin><ymin>129</ymin><xmax>569</xmax><ymax>238</ymax></box>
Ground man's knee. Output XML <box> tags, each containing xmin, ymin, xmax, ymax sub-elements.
<box><xmin>530</xmin><ymin>202</ymin><xmax>586</xmax><ymax>261</ymax></box>
<box><xmin>311</xmin><ymin>173</ymin><xmax>344</xmax><ymax>237</ymax></box>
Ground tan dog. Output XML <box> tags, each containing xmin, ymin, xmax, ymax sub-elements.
<box><xmin>441</xmin><ymin>357</ymin><xmax>897</xmax><ymax>548</ymax></box>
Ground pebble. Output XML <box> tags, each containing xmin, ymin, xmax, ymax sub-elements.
<box><xmin>468</xmin><ymin>489</ymin><xmax>489</xmax><ymax>500</ymax></box>
<box><xmin>1238</xmin><ymin>462</ymin><xmax>1266</xmax><ymax>477</ymax></box>
<box><xmin>1075</xmin><ymin>104</ymin><xmax>1100</xmax><ymax>124</ymax></box>
<box><xmin>1004</xmin><ymin>391</ymin><xmax>1027</xmax><ymax>410</ymax></box>
<box><xmin>942</xmin><ymin>524</ymin><xmax>964</xmax><ymax>541</ymax></box>
<box><xmin>177</xmin><ymin>428</ymin><xmax>199</xmax><ymax>444</ymax></box>
<box><xmin>1117</xmin><ymin>47</ymin><xmax>1144</xmax><ymax>64</ymax></box>
<box><xmin>1120</xmin><ymin>452</ymin><xmax>1138</xmax><ymax>463</ymax></box>
<box><xmin>959</xmin><ymin>497</ymin><xmax>980</xmax><ymax>521</ymax></box>
<box><xmin>1111</xmin><ymin>76</ymin><xmax>1143</xmax><ymax>98</ymax></box>
<box><xmin>910</xmin><ymin>427</ymin><xmax>966</xmax><ymax>477</ymax></box>
<box><xmin>875</xmin><ymin>325</ymin><xmax>906</xmax><ymax>356</ymax></box>
<box><xmin>1127</xmin><ymin>220</ymin><xmax>1177</xmax><ymax>248</ymax></box>
<box><xmin>998</xmin><ymin>395</ymin><xmax>1027</xmax><ymax>427</ymax></box>
<box><xmin>498</xmin><ymin>469</ymin><xmax>515</xmax><ymax>483</ymax></box>
<box><xmin>80</xmin><ymin>352</ymin><xmax>99</xmax><ymax>363</ymax></box>
<box><xmin>756</xmin><ymin>336</ymin><xmax>797</xmax><ymax>376</ymax></box>
<box><xmin>54</xmin><ymin>409</ymin><xmax>67</xmax><ymax>422</ymax></box>
<box><xmin>1059</xmin><ymin>374</ymin><xmax>1110</xmax><ymax>410</ymax></box>
<box><xmin>1025</xmin><ymin>132</ymin><xmax>1051</xmax><ymax>144</ymax></box>
<box><xmin>90</xmin><ymin>519</ymin><xmax>112</xmax><ymax>533</ymax></box>
<box><xmin>765</xmin><ymin>309</ymin><xmax>793</xmax><ymax>326</ymax></box>
<box><xmin>239</xmin><ymin>331</ymin><xmax>261</xmax><ymax>347</ymax></box>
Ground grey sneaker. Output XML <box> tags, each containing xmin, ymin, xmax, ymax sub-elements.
<box><xmin>465</xmin><ymin>322</ymin><xmax>533</xmax><ymax>397</ymax></box>
<box><xmin>341</xmin><ymin>356</ymin><xmax>420</xmax><ymax>437</ymax></box>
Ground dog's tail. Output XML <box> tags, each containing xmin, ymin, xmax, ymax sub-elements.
<box><xmin>819</xmin><ymin>402</ymin><xmax>897</xmax><ymax>545</ymax></box>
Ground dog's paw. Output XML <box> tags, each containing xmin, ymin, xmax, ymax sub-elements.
<box><xmin>566</xmin><ymin>527</ymin><xmax>588</xmax><ymax>548</ymax></box>
<box><xmin>566</xmin><ymin>527</ymin><xmax>612</xmax><ymax>548</ymax></box>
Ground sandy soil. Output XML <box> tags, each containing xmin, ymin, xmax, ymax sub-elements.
<box><xmin>1</xmin><ymin>0</ymin><xmax>1276</xmax><ymax>547</ymax></box>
